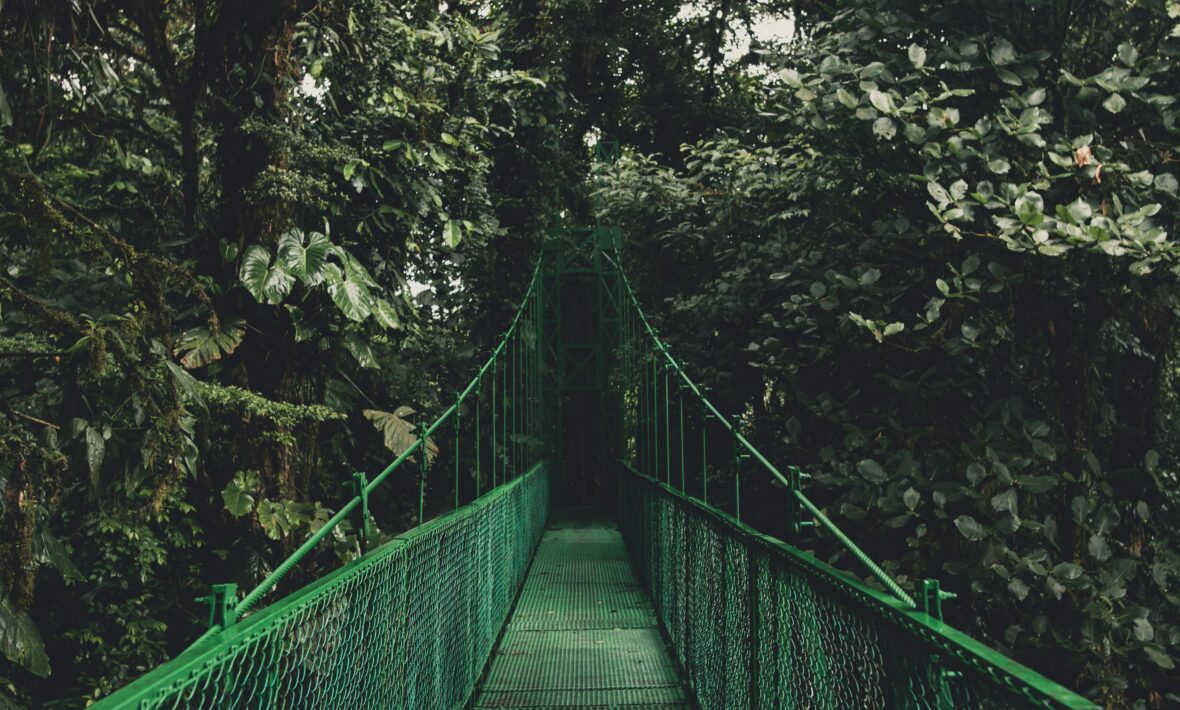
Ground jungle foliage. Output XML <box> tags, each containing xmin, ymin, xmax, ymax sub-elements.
<box><xmin>0</xmin><ymin>0</ymin><xmax>561</xmax><ymax>704</ymax></box>
<box><xmin>0</xmin><ymin>0</ymin><xmax>1177</xmax><ymax>707</ymax></box>
<box><xmin>598</xmin><ymin>1</ymin><xmax>1180</xmax><ymax>706</ymax></box>
<box><xmin>0</xmin><ymin>0</ymin><xmax>781</xmax><ymax>706</ymax></box>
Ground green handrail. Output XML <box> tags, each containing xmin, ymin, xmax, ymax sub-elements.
<box><xmin>610</xmin><ymin>251</ymin><xmax>916</xmax><ymax>608</ymax></box>
<box><xmin>234</xmin><ymin>258</ymin><xmax>545</xmax><ymax>617</ymax></box>
<box><xmin>94</xmin><ymin>254</ymin><xmax>551</xmax><ymax>710</ymax></box>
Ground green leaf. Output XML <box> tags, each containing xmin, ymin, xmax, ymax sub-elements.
<box><xmin>996</xmin><ymin>68</ymin><xmax>1023</xmax><ymax>86</ymax></box>
<box><xmin>1088</xmin><ymin>534</ymin><xmax>1112</xmax><ymax>561</ymax></box>
<box><xmin>860</xmin><ymin>62</ymin><xmax>886</xmax><ymax>79</ymax></box>
<box><xmin>1154</xmin><ymin>173</ymin><xmax>1178</xmax><ymax>195</ymax></box>
<box><xmin>872</xmin><ymin>117</ymin><xmax>896</xmax><ymax>140</ymax></box>
<box><xmin>955</xmin><ymin>515</ymin><xmax>986</xmax><ymax>541</ymax></box>
<box><xmin>277</xmin><ymin>228</ymin><xmax>332</xmax><ymax>285</ymax></box>
<box><xmin>987</xmin><ymin>158</ymin><xmax>1010</xmax><ymax>174</ymax></box>
<box><xmin>365</xmin><ymin>406</ymin><xmax>421</xmax><ymax>458</ymax></box>
<box><xmin>856</xmin><ymin>458</ymin><xmax>888</xmax><ymax>483</ymax></box>
<box><xmin>1102</xmin><ymin>93</ymin><xmax>1126</xmax><ymax>114</ymax></box>
<box><xmin>85</xmin><ymin>426</ymin><xmax>104</xmax><ymax>489</ymax></box>
<box><xmin>1144</xmin><ymin>646</ymin><xmax>1174</xmax><ymax>670</ymax></box>
<box><xmin>0</xmin><ymin>596</ymin><xmax>49</xmax><ymax>677</ymax></box>
<box><xmin>1015</xmin><ymin>191</ymin><xmax>1045</xmax><ymax>225</ymax></box>
<box><xmin>836</xmin><ymin>87</ymin><xmax>858</xmax><ymax>109</ymax></box>
<box><xmin>33</xmin><ymin>527</ymin><xmax>83</xmax><ymax>583</ymax></box>
<box><xmin>1024</xmin><ymin>87</ymin><xmax>1047</xmax><ymax>106</ymax></box>
<box><xmin>1007</xmin><ymin>577</ymin><xmax>1030</xmax><ymax>601</ymax></box>
<box><xmin>372</xmin><ymin>298</ymin><xmax>400</xmax><ymax>330</ymax></box>
<box><xmin>445</xmin><ymin>219</ymin><xmax>462</xmax><ymax>249</ymax></box>
<box><xmin>326</xmin><ymin>266</ymin><xmax>374</xmax><ymax>322</ymax></box>
<box><xmin>868</xmin><ymin>90</ymin><xmax>895</xmax><ymax>115</ymax></box>
<box><xmin>989</xmin><ymin>39</ymin><xmax>1016</xmax><ymax>65</ymax></box>
<box><xmin>902</xmin><ymin>487</ymin><xmax>920</xmax><ymax>510</ymax></box>
<box><xmin>1132</xmin><ymin>613</ymin><xmax>1151</xmax><ymax>641</ymax></box>
<box><xmin>240</xmin><ymin>246</ymin><xmax>294</xmax><ymax>305</ymax></box>
<box><xmin>927</xmin><ymin>182</ymin><xmax>950</xmax><ymax>206</ymax></box>
<box><xmin>991</xmin><ymin>487</ymin><xmax>1018</xmax><ymax>514</ymax></box>
<box><xmin>1117</xmin><ymin>43</ymin><xmax>1139</xmax><ymax>67</ymax></box>
<box><xmin>285</xmin><ymin>305</ymin><xmax>316</xmax><ymax>343</ymax></box>
<box><xmin>908</xmin><ymin>44</ymin><xmax>927</xmax><ymax>68</ymax></box>
<box><xmin>174</xmin><ymin>319</ymin><xmax>246</xmax><ymax>369</ymax></box>
<box><xmin>340</xmin><ymin>251</ymin><xmax>378</xmax><ymax>287</ymax></box>
<box><xmin>1128</xmin><ymin>170</ymin><xmax>1154</xmax><ymax>188</ymax></box>
<box><xmin>256</xmin><ymin>500</ymin><xmax>286</xmax><ymax>540</ymax></box>
<box><xmin>0</xmin><ymin>82</ymin><xmax>12</xmax><ymax>128</ymax></box>
<box><xmin>779</xmin><ymin>68</ymin><xmax>802</xmax><ymax>88</ymax></box>
<box><xmin>221</xmin><ymin>481</ymin><xmax>256</xmax><ymax>517</ymax></box>
<box><xmin>344</xmin><ymin>332</ymin><xmax>379</xmax><ymax>369</ymax></box>
<box><xmin>1066</xmin><ymin>199</ymin><xmax>1092</xmax><ymax>223</ymax></box>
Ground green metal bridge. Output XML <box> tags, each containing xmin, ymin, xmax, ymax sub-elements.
<box><xmin>95</xmin><ymin>189</ymin><xmax>1098</xmax><ymax>709</ymax></box>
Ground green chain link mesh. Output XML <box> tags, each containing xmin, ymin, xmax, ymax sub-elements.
<box><xmin>617</xmin><ymin>469</ymin><xmax>1095</xmax><ymax>710</ymax></box>
<box><xmin>107</xmin><ymin>465</ymin><xmax>548</xmax><ymax>710</ymax></box>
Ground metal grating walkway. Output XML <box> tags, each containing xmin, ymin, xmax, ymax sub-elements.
<box><xmin>474</xmin><ymin>511</ymin><xmax>692</xmax><ymax>709</ymax></box>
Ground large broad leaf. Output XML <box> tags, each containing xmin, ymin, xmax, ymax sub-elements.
<box><xmin>372</xmin><ymin>298</ymin><xmax>400</xmax><ymax>330</ymax></box>
<box><xmin>0</xmin><ymin>595</ymin><xmax>50</xmax><ymax>677</ymax></box>
<box><xmin>165</xmin><ymin>361</ymin><xmax>204</xmax><ymax>408</ymax></box>
<box><xmin>364</xmin><ymin>407</ymin><xmax>437</xmax><ymax>463</ymax></box>
<box><xmin>173</xmin><ymin>319</ymin><xmax>246</xmax><ymax>369</ymax></box>
<box><xmin>326</xmin><ymin>265</ymin><xmax>374</xmax><ymax>321</ymax></box>
<box><xmin>222</xmin><ymin>470</ymin><xmax>259</xmax><ymax>517</ymax></box>
<box><xmin>343</xmin><ymin>332</ymin><xmax>379</xmax><ymax>369</ymax></box>
<box><xmin>222</xmin><ymin>484</ymin><xmax>256</xmax><ymax>517</ymax></box>
<box><xmin>340</xmin><ymin>251</ymin><xmax>378</xmax><ymax>288</ymax></box>
<box><xmin>33</xmin><ymin>526</ymin><xmax>83</xmax><ymax>583</ymax></box>
<box><xmin>256</xmin><ymin>500</ymin><xmax>287</xmax><ymax>540</ymax></box>
<box><xmin>444</xmin><ymin>219</ymin><xmax>462</xmax><ymax>248</ymax></box>
<box><xmin>240</xmin><ymin>245</ymin><xmax>294</xmax><ymax>305</ymax></box>
<box><xmin>365</xmin><ymin>407</ymin><xmax>417</xmax><ymax>456</ymax></box>
<box><xmin>277</xmin><ymin>228</ymin><xmax>332</xmax><ymax>286</ymax></box>
<box><xmin>257</xmin><ymin>500</ymin><xmax>313</xmax><ymax>540</ymax></box>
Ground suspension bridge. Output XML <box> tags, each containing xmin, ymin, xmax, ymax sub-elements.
<box><xmin>95</xmin><ymin>182</ymin><xmax>1097</xmax><ymax>709</ymax></box>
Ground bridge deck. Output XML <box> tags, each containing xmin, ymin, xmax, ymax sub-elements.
<box><xmin>474</xmin><ymin>511</ymin><xmax>691</xmax><ymax>709</ymax></box>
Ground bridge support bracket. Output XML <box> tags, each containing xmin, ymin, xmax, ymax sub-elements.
<box><xmin>350</xmin><ymin>471</ymin><xmax>369</xmax><ymax>554</ymax></box>
<box><xmin>919</xmin><ymin>578</ymin><xmax>957</xmax><ymax>622</ymax></box>
<box><xmin>786</xmin><ymin>465</ymin><xmax>815</xmax><ymax>540</ymax></box>
<box><xmin>920</xmin><ymin>577</ymin><xmax>962</xmax><ymax>706</ymax></box>
<box><xmin>195</xmin><ymin>583</ymin><xmax>238</xmax><ymax>630</ymax></box>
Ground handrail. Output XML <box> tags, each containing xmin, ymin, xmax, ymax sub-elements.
<box><xmin>234</xmin><ymin>258</ymin><xmax>544</xmax><ymax>617</ymax></box>
<box><xmin>619</xmin><ymin>465</ymin><xmax>1098</xmax><ymax>709</ymax></box>
<box><xmin>610</xmin><ymin>250</ymin><xmax>917</xmax><ymax>608</ymax></box>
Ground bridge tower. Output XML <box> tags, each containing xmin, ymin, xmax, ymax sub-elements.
<box><xmin>540</xmin><ymin>140</ymin><xmax>623</xmax><ymax>507</ymax></box>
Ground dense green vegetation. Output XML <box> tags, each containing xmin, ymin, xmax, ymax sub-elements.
<box><xmin>602</xmin><ymin>2</ymin><xmax>1180</xmax><ymax>706</ymax></box>
<box><xmin>0</xmin><ymin>0</ymin><xmax>1176</xmax><ymax>707</ymax></box>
